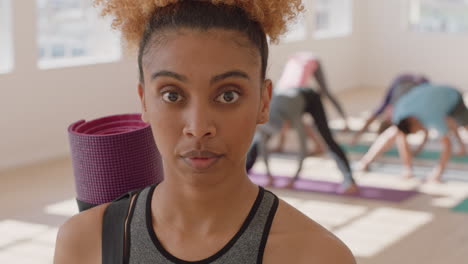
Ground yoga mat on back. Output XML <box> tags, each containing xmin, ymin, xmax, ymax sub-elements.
<box><xmin>68</xmin><ymin>113</ymin><xmax>163</xmax><ymax>212</ymax></box>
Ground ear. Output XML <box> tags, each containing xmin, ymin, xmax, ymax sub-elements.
<box><xmin>138</xmin><ymin>83</ymin><xmax>149</xmax><ymax>123</ymax></box>
<box><xmin>257</xmin><ymin>79</ymin><xmax>272</xmax><ymax>125</ymax></box>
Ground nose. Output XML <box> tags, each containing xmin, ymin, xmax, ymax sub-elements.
<box><xmin>182</xmin><ymin>102</ymin><xmax>217</xmax><ymax>140</ymax></box>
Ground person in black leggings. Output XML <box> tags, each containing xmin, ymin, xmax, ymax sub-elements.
<box><xmin>273</xmin><ymin>55</ymin><xmax>349</xmax><ymax>153</ymax></box>
<box><xmin>314</xmin><ymin>61</ymin><xmax>348</xmax><ymax>122</ymax></box>
<box><xmin>247</xmin><ymin>87</ymin><xmax>358</xmax><ymax>194</ymax></box>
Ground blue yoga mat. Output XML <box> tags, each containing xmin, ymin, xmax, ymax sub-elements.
<box><xmin>452</xmin><ymin>198</ymin><xmax>468</xmax><ymax>213</ymax></box>
<box><xmin>341</xmin><ymin>143</ymin><xmax>468</xmax><ymax>163</ymax></box>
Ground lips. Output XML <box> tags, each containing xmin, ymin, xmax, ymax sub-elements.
<box><xmin>181</xmin><ymin>150</ymin><xmax>223</xmax><ymax>170</ymax></box>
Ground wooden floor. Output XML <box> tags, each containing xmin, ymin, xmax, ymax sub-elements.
<box><xmin>1</xmin><ymin>155</ymin><xmax>467</xmax><ymax>264</ymax></box>
<box><xmin>1</xmin><ymin>88</ymin><xmax>467</xmax><ymax>263</ymax></box>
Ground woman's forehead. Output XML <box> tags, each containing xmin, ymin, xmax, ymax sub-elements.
<box><xmin>142</xmin><ymin>29</ymin><xmax>261</xmax><ymax>76</ymax></box>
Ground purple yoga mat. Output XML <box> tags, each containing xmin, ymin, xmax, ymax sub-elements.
<box><xmin>68</xmin><ymin>113</ymin><xmax>163</xmax><ymax>205</ymax></box>
<box><xmin>249</xmin><ymin>172</ymin><xmax>418</xmax><ymax>203</ymax></box>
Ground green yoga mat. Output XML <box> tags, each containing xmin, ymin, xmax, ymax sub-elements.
<box><xmin>341</xmin><ymin>143</ymin><xmax>468</xmax><ymax>163</ymax></box>
<box><xmin>452</xmin><ymin>199</ymin><xmax>468</xmax><ymax>213</ymax></box>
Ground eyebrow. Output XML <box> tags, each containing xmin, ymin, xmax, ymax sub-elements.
<box><xmin>151</xmin><ymin>71</ymin><xmax>188</xmax><ymax>82</ymax></box>
<box><xmin>150</xmin><ymin>70</ymin><xmax>250</xmax><ymax>84</ymax></box>
<box><xmin>210</xmin><ymin>71</ymin><xmax>250</xmax><ymax>85</ymax></box>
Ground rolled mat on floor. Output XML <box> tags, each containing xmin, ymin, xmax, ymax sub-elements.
<box><xmin>68</xmin><ymin>113</ymin><xmax>163</xmax><ymax>212</ymax></box>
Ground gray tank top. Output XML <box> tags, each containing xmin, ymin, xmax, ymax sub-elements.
<box><xmin>127</xmin><ymin>185</ymin><xmax>279</xmax><ymax>264</ymax></box>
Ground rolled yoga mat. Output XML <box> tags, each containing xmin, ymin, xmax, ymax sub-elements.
<box><xmin>68</xmin><ymin>113</ymin><xmax>163</xmax><ymax>212</ymax></box>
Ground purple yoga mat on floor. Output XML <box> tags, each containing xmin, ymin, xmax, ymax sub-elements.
<box><xmin>249</xmin><ymin>172</ymin><xmax>418</xmax><ymax>202</ymax></box>
<box><xmin>68</xmin><ymin>113</ymin><xmax>163</xmax><ymax>205</ymax></box>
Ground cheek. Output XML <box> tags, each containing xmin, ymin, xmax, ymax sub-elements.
<box><xmin>148</xmin><ymin>107</ymin><xmax>182</xmax><ymax>154</ymax></box>
<box><xmin>220</xmin><ymin>104</ymin><xmax>258</xmax><ymax>156</ymax></box>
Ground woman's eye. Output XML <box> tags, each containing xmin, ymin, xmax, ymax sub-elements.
<box><xmin>216</xmin><ymin>91</ymin><xmax>240</xmax><ymax>104</ymax></box>
<box><xmin>162</xmin><ymin>91</ymin><xmax>183</xmax><ymax>103</ymax></box>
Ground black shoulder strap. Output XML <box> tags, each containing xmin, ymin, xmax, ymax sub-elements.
<box><xmin>76</xmin><ymin>199</ymin><xmax>97</xmax><ymax>212</ymax></box>
<box><xmin>102</xmin><ymin>190</ymin><xmax>139</xmax><ymax>264</ymax></box>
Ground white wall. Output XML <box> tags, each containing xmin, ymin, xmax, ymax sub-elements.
<box><xmin>361</xmin><ymin>0</ymin><xmax>468</xmax><ymax>92</ymax></box>
<box><xmin>269</xmin><ymin>0</ymin><xmax>366</xmax><ymax>92</ymax></box>
<box><xmin>0</xmin><ymin>1</ymin><xmax>140</xmax><ymax>170</ymax></box>
<box><xmin>0</xmin><ymin>0</ymin><xmax>366</xmax><ymax>171</ymax></box>
<box><xmin>0</xmin><ymin>0</ymin><xmax>13</xmax><ymax>73</ymax></box>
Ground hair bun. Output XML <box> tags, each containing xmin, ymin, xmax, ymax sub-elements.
<box><xmin>94</xmin><ymin>0</ymin><xmax>304</xmax><ymax>49</ymax></box>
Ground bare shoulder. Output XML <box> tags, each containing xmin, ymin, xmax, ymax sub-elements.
<box><xmin>263</xmin><ymin>198</ymin><xmax>356</xmax><ymax>264</ymax></box>
<box><xmin>53</xmin><ymin>203</ymin><xmax>110</xmax><ymax>264</ymax></box>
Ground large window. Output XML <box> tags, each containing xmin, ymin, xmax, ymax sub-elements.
<box><xmin>409</xmin><ymin>0</ymin><xmax>468</xmax><ymax>33</ymax></box>
<box><xmin>314</xmin><ymin>0</ymin><xmax>353</xmax><ymax>39</ymax></box>
<box><xmin>37</xmin><ymin>0</ymin><xmax>121</xmax><ymax>69</ymax></box>
<box><xmin>0</xmin><ymin>0</ymin><xmax>13</xmax><ymax>74</ymax></box>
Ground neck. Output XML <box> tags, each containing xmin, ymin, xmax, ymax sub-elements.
<box><xmin>152</xmin><ymin>166</ymin><xmax>259</xmax><ymax>235</ymax></box>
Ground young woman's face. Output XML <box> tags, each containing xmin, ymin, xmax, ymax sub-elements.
<box><xmin>138</xmin><ymin>29</ymin><xmax>271</xmax><ymax>181</ymax></box>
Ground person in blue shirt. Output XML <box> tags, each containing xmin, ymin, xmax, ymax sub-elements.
<box><xmin>357</xmin><ymin>84</ymin><xmax>468</xmax><ymax>182</ymax></box>
<box><xmin>351</xmin><ymin>73</ymin><xmax>429</xmax><ymax>145</ymax></box>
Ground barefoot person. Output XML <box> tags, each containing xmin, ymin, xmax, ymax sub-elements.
<box><xmin>358</xmin><ymin>84</ymin><xmax>468</xmax><ymax>182</ymax></box>
<box><xmin>274</xmin><ymin>52</ymin><xmax>349</xmax><ymax>153</ymax></box>
<box><xmin>246</xmin><ymin>87</ymin><xmax>358</xmax><ymax>194</ymax></box>
<box><xmin>351</xmin><ymin>73</ymin><xmax>429</xmax><ymax>145</ymax></box>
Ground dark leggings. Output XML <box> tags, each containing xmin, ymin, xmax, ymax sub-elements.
<box><xmin>299</xmin><ymin>88</ymin><xmax>354</xmax><ymax>185</ymax></box>
<box><xmin>246</xmin><ymin>88</ymin><xmax>355</xmax><ymax>187</ymax></box>
<box><xmin>246</xmin><ymin>141</ymin><xmax>258</xmax><ymax>172</ymax></box>
<box><xmin>314</xmin><ymin>61</ymin><xmax>347</xmax><ymax>121</ymax></box>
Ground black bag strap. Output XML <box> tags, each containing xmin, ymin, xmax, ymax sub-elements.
<box><xmin>76</xmin><ymin>199</ymin><xmax>97</xmax><ymax>212</ymax></box>
<box><xmin>102</xmin><ymin>190</ymin><xmax>140</xmax><ymax>264</ymax></box>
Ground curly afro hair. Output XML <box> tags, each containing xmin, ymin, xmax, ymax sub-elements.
<box><xmin>94</xmin><ymin>0</ymin><xmax>304</xmax><ymax>49</ymax></box>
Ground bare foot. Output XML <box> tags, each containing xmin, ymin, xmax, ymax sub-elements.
<box><xmin>337</xmin><ymin>183</ymin><xmax>359</xmax><ymax>195</ymax></box>
<box><xmin>402</xmin><ymin>170</ymin><xmax>414</xmax><ymax>179</ymax></box>
<box><xmin>315</xmin><ymin>147</ymin><xmax>326</xmax><ymax>154</ymax></box>
<box><xmin>426</xmin><ymin>176</ymin><xmax>443</xmax><ymax>184</ymax></box>
<box><xmin>425</xmin><ymin>169</ymin><xmax>444</xmax><ymax>183</ymax></box>
<box><xmin>271</xmin><ymin>147</ymin><xmax>284</xmax><ymax>153</ymax></box>
<box><xmin>355</xmin><ymin>161</ymin><xmax>370</xmax><ymax>172</ymax></box>
<box><xmin>342</xmin><ymin>124</ymin><xmax>351</xmax><ymax>132</ymax></box>
<box><xmin>284</xmin><ymin>179</ymin><xmax>296</xmax><ymax>189</ymax></box>
<box><xmin>308</xmin><ymin>148</ymin><xmax>325</xmax><ymax>156</ymax></box>
<box><xmin>265</xmin><ymin>176</ymin><xmax>274</xmax><ymax>187</ymax></box>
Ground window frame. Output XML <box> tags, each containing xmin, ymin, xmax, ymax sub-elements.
<box><xmin>313</xmin><ymin>0</ymin><xmax>353</xmax><ymax>40</ymax></box>
<box><xmin>0</xmin><ymin>0</ymin><xmax>14</xmax><ymax>74</ymax></box>
<box><xmin>408</xmin><ymin>0</ymin><xmax>468</xmax><ymax>34</ymax></box>
<box><xmin>36</xmin><ymin>0</ymin><xmax>122</xmax><ymax>70</ymax></box>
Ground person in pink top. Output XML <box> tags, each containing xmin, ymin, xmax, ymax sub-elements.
<box><xmin>276</xmin><ymin>52</ymin><xmax>319</xmax><ymax>91</ymax></box>
<box><xmin>274</xmin><ymin>52</ymin><xmax>348</xmax><ymax>153</ymax></box>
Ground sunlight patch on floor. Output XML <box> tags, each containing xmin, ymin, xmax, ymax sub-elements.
<box><xmin>279</xmin><ymin>195</ymin><xmax>368</xmax><ymax>230</ymax></box>
<box><xmin>0</xmin><ymin>220</ymin><xmax>57</xmax><ymax>264</ymax></box>
<box><xmin>334</xmin><ymin>207</ymin><xmax>432</xmax><ymax>257</ymax></box>
<box><xmin>44</xmin><ymin>199</ymin><xmax>78</xmax><ymax>217</ymax></box>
